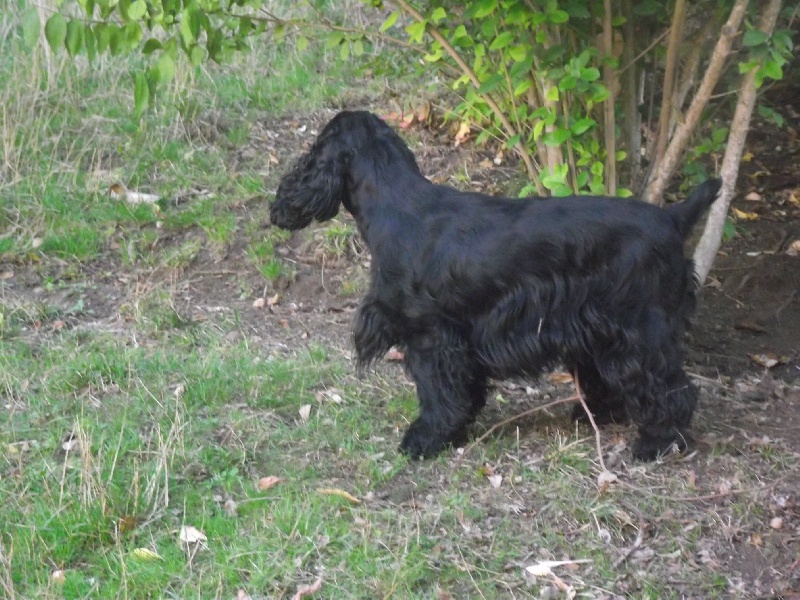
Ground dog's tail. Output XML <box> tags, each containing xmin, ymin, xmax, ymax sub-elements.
<box><xmin>666</xmin><ymin>178</ymin><xmax>722</xmax><ymax>238</ymax></box>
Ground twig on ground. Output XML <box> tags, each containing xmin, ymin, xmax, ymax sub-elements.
<box><xmin>454</xmin><ymin>394</ymin><xmax>579</xmax><ymax>464</ymax></box>
<box><xmin>612</xmin><ymin>501</ymin><xmax>647</xmax><ymax>568</ymax></box>
<box><xmin>573</xmin><ymin>373</ymin><xmax>608</xmax><ymax>473</ymax></box>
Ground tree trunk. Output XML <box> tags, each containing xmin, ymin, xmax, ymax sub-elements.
<box><xmin>693</xmin><ymin>0</ymin><xmax>784</xmax><ymax>284</ymax></box>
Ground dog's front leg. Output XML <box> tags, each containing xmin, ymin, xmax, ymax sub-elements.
<box><xmin>400</xmin><ymin>330</ymin><xmax>487</xmax><ymax>459</ymax></box>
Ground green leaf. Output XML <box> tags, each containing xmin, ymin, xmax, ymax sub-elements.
<box><xmin>532</xmin><ymin>119</ymin><xmax>545</xmax><ymax>141</ymax></box>
<box><xmin>127</xmin><ymin>0</ymin><xmax>147</xmax><ymax>20</ymax></box>
<box><xmin>551</xmin><ymin>183</ymin><xmax>573</xmax><ymax>197</ymax></box>
<box><xmin>22</xmin><ymin>9</ymin><xmax>41</xmax><ymax>49</ymax></box>
<box><xmin>514</xmin><ymin>79</ymin><xmax>532</xmax><ymax>96</ymax></box>
<box><xmin>742</xmin><ymin>29</ymin><xmax>768</xmax><ymax>47</ymax></box>
<box><xmin>542</xmin><ymin>128</ymin><xmax>571</xmax><ymax>146</ymax></box>
<box><xmin>506</xmin><ymin>133</ymin><xmax>521</xmax><ymax>148</ymax></box>
<box><xmin>380</xmin><ymin>11</ymin><xmax>399</xmax><ymax>32</ymax></box>
<box><xmin>575</xmin><ymin>171</ymin><xmax>589</xmax><ymax>189</ymax></box>
<box><xmin>571</xmin><ymin>118</ymin><xmax>595</xmax><ymax>135</ymax></box>
<box><xmin>295</xmin><ymin>35</ymin><xmax>309</xmax><ymax>52</ymax></box>
<box><xmin>545</xmin><ymin>85</ymin><xmax>559</xmax><ymax>102</ymax></box>
<box><xmin>611</xmin><ymin>15</ymin><xmax>627</xmax><ymax>26</ymax></box>
<box><xmin>760</xmin><ymin>60</ymin><xmax>783</xmax><ymax>81</ymax></box>
<box><xmin>722</xmin><ymin>217</ymin><xmax>737</xmax><ymax>242</ymax></box>
<box><xmin>548</xmin><ymin>9</ymin><xmax>569</xmax><ymax>24</ymax></box>
<box><xmin>472</xmin><ymin>0</ymin><xmax>498</xmax><ymax>19</ymax></box>
<box><xmin>757</xmin><ymin>104</ymin><xmax>784</xmax><ymax>127</ymax></box>
<box><xmin>142</xmin><ymin>38</ymin><xmax>162</xmax><ymax>54</ymax></box>
<box><xmin>580</xmin><ymin>67</ymin><xmax>600</xmax><ymax>81</ymax></box>
<box><xmin>590</xmin><ymin>161</ymin><xmax>603</xmax><ymax>177</ymax></box>
<box><xmin>738</xmin><ymin>60</ymin><xmax>759</xmax><ymax>74</ymax></box>
<box><xmin>339</xmin><ymin>41</ymin><xmax>350</xmax><ymax>60</ymax></box>
<box><xmin>156</xmin><ymin>53</ymin><xmax>175</xmax><ymax>84</ymax></box>
<box><xmin>44</xmin><ymin>13</ymin><xmax>67</xmax><ymax>52</ymax></box>
<box><xmin>615</xmin><ymin>150</ymin><xmax>627</xmax><ymax>161</ymax></box>
<box><xmin>133</xmin><ymin>71</ymin><xmax>149</xmax><ymax>118</ymax></box>
<box><xmin>617</xmin><ymin>188</ymin><xmax>633</xmax><ymax>198</ymax></box>
<box><xmin>84</xmin><ymin>23</ymin><xmax>96</xmax><ymax>62</ymax></box>
<box><xmin>430</xmin><ymin>7</ymin><xmax>446</xmax><ymax>23</ymax></box>
<box><xmin>405</xmin><ymin>21</ymin><xmax>427</xmax><ymax>44</ymax></box>
<box><xmin>476</xmin><ymin>72</ymin><xmax>504</xmax><ymax>94</ymax></box>
<box><xmin>65</xmin><ymin>19</ymin><xmax>84</xmax><ymax>56</ymax></box>
<box><xmin>489</xmin><ymin>31</ymin><xmax>514</xmax><ymax>51</ymax></box>
<box><xmin>507</xmin><ymin>44</ymin><xmax>527</xmax><ymax>62</ymax></box>
<box><xmin>189</xmin><ymin>44</ymin><xmax>206</xmax><ymax>66</ymax></box>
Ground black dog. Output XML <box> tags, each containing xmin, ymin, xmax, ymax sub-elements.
<box><xmin>270</xmin><ymin>110</ymin><xmax>721</xmax><ymax>461</ymax></box>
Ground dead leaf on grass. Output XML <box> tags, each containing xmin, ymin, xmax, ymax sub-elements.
<box><xmin>745</xmin><ymin>191</ymin><xmax>762</xmax><ymax>201</ymax></box>
<box><xmin>179</xmin><ymin>525</ymin><xmax>207</xmax><ymax>545</ymax></box>
<box><xmin>385</xmin><ymin>348</ymin><xmax>405</xmax><ymax>361</ymax></box>
<box><xmin>291</xmin><ymin>576</ymin><xmax>323</xmax><ymax>600</ymax></box>
<box><xmin>267</xmin><ymin>293</ymin><xmax>280</xmax><ymax>307</ymax></box>
<box><xmin>317</xmin><ymin>488</ymin><xmax>361</xmax><ymax>504</ymax></box>
<box><xmin>257</xmin><ymin>476</ymin><xmax>284</xmax><ymax>492</ymax></box>
<box><xmin>597</xmin><ymin>470</ymin><xmax>618</xmax><ymax>492</ymax></box>
<box><xmin>525</xmin><ymin>558</ymin><xmax>592</xmax><ymax>577</ymax></box>
<box><xmin>771</xmin><ymin>517</ymin><xmax>784</xmax><ymax>529</ymax></box>
<box><xmin>454</xmin><ymin>121</ymin><xmax>471</xmax><ymax>146</ymax></box>
<box><xmin>748</xmin><ymin>353</ymin><xmax>788</xmax><ymax>369</ymax></box>
<box><xmin>132</xmin><ymin>547</ymin><xmax>164</xmax><ymax>561</ymax></box>
<box><xmin>252</xmin><ymin>297</ymin><xmax>265</xmax><ymax>308</ymax></box>
<box><xmin>315</xmin><ymin>388</ymin><xmax>344</xmax><ymax>404</ymax></box>
<box><xmin>51</xmin><ymin>570</ymin><xmax>66</xmax><ymax>585</ymax></box>
<box><xmin>298</xmin><ymin>404</ymin><xmax>312</xmax><ymax>422</ymax></box>
<box><xmin>732</xmin><ymin>207</ymin><xmax>759</xmax><ymax>221</ymax></box>
<box><xmin>486</xmin><ymin>474</ymin><xmax>503</xmax><ymax>489</ymax></box>
<box><xmin>0</xmin><ymin>270</ymin><xmax>13</xmax><ymax>280</ymax></box>
<box><xmin>548</xmin><ymin>371</ymin><xmax>574</xmax><ymax>384</ymax></box>
<box><xmin>109</xmin><ymin>182</ymin><xmax>160</xmax><ymax>205</ymax></box>
<box><xmin>786</xmin><ymin>239</ymin><xmax>800</xmax><ymax>256</ymax></box>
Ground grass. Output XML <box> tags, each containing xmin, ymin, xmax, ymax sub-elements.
<box><xmin>2</xmin><ymin>3</ymin><xmax>799</xmax><ymax>599</ymax></box>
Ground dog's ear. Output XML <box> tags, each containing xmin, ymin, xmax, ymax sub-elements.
<box><xmin>271</xmin><ymin>139</ymin><xmax>352</xmax><ymax>230</ymax></box>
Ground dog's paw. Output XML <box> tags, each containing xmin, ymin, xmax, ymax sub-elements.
<box><xmin>631</xmin><ymin>432</ymin><xmax>688</xmax><ymax>461</ymax></box>
<box><xmin>571</xmin><ymin>403</ymin><xmax>629</xmax><ymax>426</ymax></box>
<box><xmin>400</xmin><ymin>420</ymin><xmax>466</xmax><ymax>459</ymax></box>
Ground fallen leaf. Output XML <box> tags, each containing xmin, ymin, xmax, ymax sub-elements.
<box><xmin>734</xmin><ymin>319</ymin><xmax>767</xmax><ymax>333</ymax></box>
<box><xmin>786</xmin><ymin>239</ymin><xmax>800</xmax><ymax>256</ymax></box>
<box><xmin>732</xmin><ymin>207</ymin><xmax>759</xmax><ymax>221</ymax></box>
<box><xmin>745</xmin><ymin>191</ymin><xmax>762</xmax><ymax>201</ymax></box>
<box><xmin>317</xmin><ymin>488</ymin><xmax>361</xmax><ymax>504</ymax></box>
<box><xmin>770</xmin><ymin>517</ymin><xmax>784</xmax><ymax>529</ymax></box>
<box><xmin>252</xmin><ymin>297</ymin><xmax>265</xmax><ymax>308</ymax></box>
<box><xmin>525</xmin><ymin>559</ymin><xmax>592</xmax><ymax>577</ymax></box>
<box><xmin>315</xmin><ymin>389</ymin><xmax>343</xmax><ymax>403</ymax></box>
<box><xmin>267</xmin><ymin>293</ymin><xmax>280</xmax><ymax>307</ymax></box>
<box><xmin>179</xmin><ymin>525</ymin><xmax>207</xmax><ymax>544</ymax></box>
<box><xmin>597</xmin><ymin>470</ymin><xmax>618</xmax><ymax>493</ymax></box>
<box><xmin>51</xmin><ymin>570</ymin><xmax>66</xmax><ymax>585</ymax></box>
<box><xmin>132</xmin><ymin>547</ymin><xmax>164</xmax><ymax>561</ymax></box>
<box><xmin>487</xmin><ymin>474</ymin><xmax>503</xmax><ymax>488</ymax></box>
<box><xmin>0</xmin><ymin>270</ymin><xmax>13</xmax><ymax>280</ymax></box>
<box><xmin>385</xmin><ymin>348</ymin><xmax>405</xmax><ymax>361</ymax></box>
<box><xmin>748</xmin><ymin>353</ymin><xmax>787</xmax><ymax>369</ymax></box>
<box><xmin>223</xmin><ymin>498</ymin><xmax>238</xmax><ymax>517</ymax></box>
<box><xmin>31</xmin><ymin>237</ymin><xmax>43</xmax><ymax>249</ymax></box>
<box><xmin>291</xmin><ymin>577</ymin><xmax>323</xmax><ymax>600</ymax></box>
<box><xmin>109</xmin><ymin>182</ymin><xmax>160</xmax><ymax>205</ymax></box>
<box><xmin>298</xmin><ymin>404</ymin><xmax>312</xmax><ymax>422</ymax></box>
<box><xmin>548</xmin><ymin>371</ymin><xmax>574</xmax><ymax>384</ymax></box>
<box><xmin>236</xmin><ymin>590</ymin><xmax>253</xmax><ymax>600</ymax></box>
<box><xmin>257</xmin><ymin>476</ymin><xmax>284</xmax><ymax>491</ymax></box>
<box><xmin>454</xmin><ymin>121</ymin><xmax>471</xmax><ymax>146</ymax></box>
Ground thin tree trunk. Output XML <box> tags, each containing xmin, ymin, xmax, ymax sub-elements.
<box><xmin>621</xmin><ymin>0</ymin><xmax>641</xmax><ymax>188</ymax></box>
<box><xmin>602</xmin><ymin>0</ymin><xmax>616</xmax><ymax>195</ymax></box>
<box><xmin>693</xmin><ymin>0</ymin><xmax>784</xmax><ymax>284</ymax></box>
<box><xmin>654</xmin><ymin>0</ymin><xmax>686</xmax><ymax>166</ymax></box>
<box><xmin>643</xmin><ymin>0</ymin><xmax>749</xmax><ymax>205</ymax></box>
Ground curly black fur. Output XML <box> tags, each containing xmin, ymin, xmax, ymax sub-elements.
<box><xmin>271</xmin><ymin>110</ymin><xmax>722</xmax><ymax>461</ymax></box>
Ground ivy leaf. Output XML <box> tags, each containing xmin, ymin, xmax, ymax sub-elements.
<box><xmin>127</xmin><ymin>0</ymin><xmax>147</xmax><ymax>20</ymax></box>
<box><xmin>406</xmin><ymin>21</ymin><xmax>427</xmax><ymax>44</ymax></box>
<box><xmin>22</xmin><ymin>9</ymin><xmax>41</xmax><ymax>49</ymax></box>
<box><xmin>760</xmin><ymin>60</ymin><xmax>783</xmax><ymax>81</ymax></box>
<box><xmin>44</xmin><ymin>13</ymin><xmax>67</xmax><ymax>52</ymax></box>
<box><xmin>472</xmin><ymin>0</ymin><xmax>498</xmax><ymax>19</ymax></box>
<box><xmin>430</xmin><ymin>7</ymin><xmax>446</xmax><ymax>23</ymax></box>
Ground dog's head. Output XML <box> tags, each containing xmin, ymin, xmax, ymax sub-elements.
<box><xmin>270</xmin><ymin>111</ymin><xmax>419</xmax><ymax>230</ymax></box>
<box><xmin>269</xmin><ymin>111</ymin><xmax>364</xmax><ymax>230</ymax></box>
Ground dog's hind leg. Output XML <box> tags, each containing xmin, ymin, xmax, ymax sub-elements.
<box><xmin>399</xmin><ymin>329</ymin><xmax>487</xmax><ymax>459</ymax></box>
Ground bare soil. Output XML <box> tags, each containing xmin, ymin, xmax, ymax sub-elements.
<box><xmin>3</xmin><ymin>94</ymin><xmax>800</xmax><ymax>597</ymax></box>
